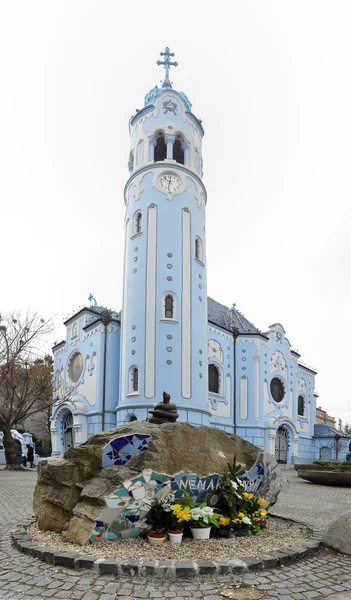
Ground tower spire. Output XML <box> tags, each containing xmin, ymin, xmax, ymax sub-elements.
<box><xmin>156</xmin><ymin>46</ymin><xmax>178</xmax><ymax>88</ymax></box>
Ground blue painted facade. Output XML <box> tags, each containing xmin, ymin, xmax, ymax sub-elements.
<box><xmin>51</xmin><ymin>48</ymin><xmax>346</xmax><ymax>463</ymax></box>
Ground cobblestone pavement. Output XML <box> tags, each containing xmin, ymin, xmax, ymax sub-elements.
<box><xmin>1</xmin><ymin>468</ymin><xmax>351</xmax><ymax>599</ymax></box>
<box><xmin>270</xmin><ymin>466</ymin><xmax>351</xmax><ymax>529</ymax></box>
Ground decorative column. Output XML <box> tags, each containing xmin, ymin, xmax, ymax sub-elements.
<box><xmin>181</xmin><ymin>207</ymin><xmax>191</xmax><ymax>399</ymax></box>
<box><xmin>148</xmin><ymin>135</ymin><xmax>156</xmax><ymax>161</ymax></box>
<box><xmin>181</xmin><ymin>139</ymin><xmax>190</xmax><ymax>166</ymax></box>
<box><xmin>73</xmin><ymin>424</ymin><xmax>83</xmax><ymax>445</ymax></box>
<box><xmin>292</xmin><ymin>434</ymin><xmax>299</xmax><ymax>464</ymax></box>
<box><xmin>253</xmin><ymin>354</ymin><xmax>260</xmax><ymax>420</ymax></box>
<box><xmin>50</xmin><ymin>427</ymin><xmax>60</xmax><ymax>455</ymax></box>
<box><xmin>165</xmin><ymin>133</ymin><xmax>175</xmax><ymax>159</ymax></box>
<box><xmin>268</xmin><ymin>432</ymin><xmax>276</xmax><ymax>455</ymax></box>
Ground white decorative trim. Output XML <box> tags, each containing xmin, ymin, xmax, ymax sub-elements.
<box><xmin>208</xmin><ymin>325</ymin><xmax>233</xmax><ymax>342</ymax></box>
<box><xmin>181</xmin><ymin>208</ymin><xmax>191</xmax><ymax>399</ymax></box>
<box><xmin>253</xmin><ymin>354</ymin><xmax>260</xmax><ymax>420</ymax></box>
<box><xmin>240</xmin><ymin>376</ymin><xmax>248</xmax><ymax>420</ymax></box>
<box><xmin>208</xmin><ymin>339</ymin><xmax>223</xmax><ymax>363</ymax></box>
<box><xmin>238</xmin><ymin>337</ymin><xmax>270</xmax><ymax>350</ymax></box>
<box><xmin>120</xmin><ymin>218</ymin><xmax>131</xmax><ymax>400</ymax></box>
<box><xmin>226</xmin><ymin>374</ymin><xmax>231</xmax><ymax>414</ymax></box>
<box><xmin>145</xmin><ymin>205</ymin><xmax>157</xmax><ymax>398</ymax></box>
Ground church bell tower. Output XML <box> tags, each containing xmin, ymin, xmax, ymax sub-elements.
<box><xmin>117</xmin><ymin>48</ymin><xmax>211</xmax><ymax>425</ymax></box>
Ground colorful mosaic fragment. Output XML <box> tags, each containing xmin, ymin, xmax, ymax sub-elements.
<box><xmin>88</xmin><ymin>452</ymin><xmax>278</xmax><ymax>543</ymax></box>
<box><xmin>102</xmin><ymin>433</ymin><xmax>151</xmax><ymax>468</ymax></box>
<box><xmin>241</xmin><ymin>452</ymin><xmax>278</xmax><ymax>498</ymax></box>
<box><xmin>168</xmin><ymin>471</ymin><xmax>221</xmax><ymax>503</ymax></box>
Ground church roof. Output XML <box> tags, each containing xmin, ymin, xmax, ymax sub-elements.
<box><xmin>207</xmin><ymin>298</ymin><xmax>263</xmax><ymax>336</ymax></box>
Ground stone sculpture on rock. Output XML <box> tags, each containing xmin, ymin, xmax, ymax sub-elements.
<box><xmin>147</xmin><ymin>391</ymin><xmax>179</xmax><ymax>424</ymax></box>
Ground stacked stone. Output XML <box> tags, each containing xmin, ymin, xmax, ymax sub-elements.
<box><xmin>148</xmin><ymin>392</ymin><xmax>179</xmax><ymax>424</ymax></box>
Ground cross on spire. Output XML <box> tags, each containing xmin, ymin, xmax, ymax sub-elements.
<box><xmin>156</xmin><ymin>47</ymin><xmax>178</xmax><ymax>88</ymax></box>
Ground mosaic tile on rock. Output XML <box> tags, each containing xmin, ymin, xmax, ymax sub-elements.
<box><xmin>102</xmin><ymin>433</ymin><xmax>151</xmax><ymax>468</ymax></box>
<box><xmin>88</xmin><ymin>453</ymin><xmax>279</xmax><ymax>544</ymax></box>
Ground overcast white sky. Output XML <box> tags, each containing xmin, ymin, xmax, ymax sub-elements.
<box><xmin>1</xmin><ymin>1</ymin><xmax>350</xmax><ymax>425</ymax></box>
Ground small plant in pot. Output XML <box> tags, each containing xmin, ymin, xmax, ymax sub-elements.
<box><xmin>180</xmin><ymin>491</ymin><xmax>222</xmax><ymax>540</ymax></box>
<box><xmin>167</xmin><ymin>503</ymin><xmax>192</xmax><ymax>543</ymax></box>
<box><xmin>146</xmin><ymin>498</ymin><xmax>167</xmax><ymax>545</ymax></box>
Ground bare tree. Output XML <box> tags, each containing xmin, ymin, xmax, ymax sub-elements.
<box><xmin>0</xmin><ymin>311</ymin><xmax>69</xmax><ymax>469</ymax></box>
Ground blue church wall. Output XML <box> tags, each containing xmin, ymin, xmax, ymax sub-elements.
<box><xmin>51</xmin><ymin>308</ymin><xmax>120</xmax><ymax>454</ymax></box>
<box><xmin>206</xmin><ymin>320</ymin><xmax>318</xmax><ymax>463</ymax></box>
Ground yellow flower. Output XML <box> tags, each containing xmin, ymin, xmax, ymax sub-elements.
<box><xmin>260</xmin><ymin>509</ymin><xmax>267</xmax><ymax>516</ymax></box>
<box><xmin>177</xmin><ymin>507</ymin><xmax>191</xmax><ymax>522</ymax></box>
<box><xmin>238</xmin><ymin>512</ymin><xmax>245</xmax><ymax>518</ymax></box>
<box><xmin>243</xmin><ymin>492</ymin><xmax>253</xmax><ymax>499</ymax></box>
<box><xmin>258</xmin><ymin>498</ymin><xmax>267</xmax><ymax>506</ymax></box>
<box><xmin>232</xmin><ymin>518</ymin><xmax>241</xmax><ymax>524</ymax></box>
<box><xmin>171</xmin><ymin>504</ymin><xmax>182</xmax><ymax>513</ymax></box>
<box><xmin>219</xmin><ymin>517</ymin><xmax>231</xmax><ymax>526</ymax></box>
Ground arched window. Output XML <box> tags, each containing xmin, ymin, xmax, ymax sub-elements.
<box><xmin>298</xmin><ymin>395</ymin><xmax>305</xmax><ymax>417</ymax></box>
<box><xmin>154</xmin><ymin>133</ymin><xmax>167</xmax><ymax>161</ymax></box>
<box><xmin>195</xmin><ymin>236</ymin><xmax>203</xmax><ymax>263</ymax></box>
<box><xmin>173</xmin><ymin>139</ymin><xmax>184</xmax><ymax>164</ymax></box>
<box><xmin>132</xmin><ymin>367</ymin><xmax>138</xmax><ymax>392</ymax></box>
<box><xmin>128</xmin><ymin>150</ymin><xmax>134</xmax><ymax>173</ymax></box>
<box><xmin>128</xmin><ymin>366</ymin><xmax>139</xmax><ymax>394</ymax></box>
<box><xmin>165</xmin><ymin>295</ymin><xmax>174</xmax><ymax>319</ymax></box>
<box><xmin>132</xmin><ymin>211</ymin><xmax>143</xmax><ymax>236</ymax></box>
<box><xmin>209</xmin><ymin>364</ymin><xmax>219</xmax><ymax>394</ymax></box>
<box><xmin>161</xmin><ymin>292</ymin><xmax>177</xmax><ymax>321</ymax></box>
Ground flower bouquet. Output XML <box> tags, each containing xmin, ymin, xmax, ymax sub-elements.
<box><xmin>214</xmin><ymin>457</ymin><xmax>269</xmax><ymax>537</ymax></box>
<box><xmin>179</xmin><ymin>491</ymin><xmax>222</xmax><ymax>539</ymax></box>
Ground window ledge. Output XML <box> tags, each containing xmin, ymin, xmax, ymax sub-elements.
<box><xmin>131</xmin><ymin>232</ymin><xmax>143</xmax><ymax>240</ymax></box>
<box><xmin>195</xmin><ymin>258</ymin><xmax>205</xmax><ymax>267</ymax></box>
<box><xmin>160</xmin><ymin>319</ymin><xmax>178</xmax><ymax>324</ymax></box>
<box><xmin>126</xmin><ymin>392</ymin><xmax>140</xmax><ymax>397</ymax></box>
<box><xmin>209</xmin><ymin>392</ymin><xmax>225</xmax><ymax>398</ymax></box>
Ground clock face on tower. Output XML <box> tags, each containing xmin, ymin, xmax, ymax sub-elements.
<box><xmin>158</xmin><ymin>173</ymin><xmax>181</xmax><ymax>194</ymax></box>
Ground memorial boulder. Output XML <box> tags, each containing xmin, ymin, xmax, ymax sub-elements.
<box><xmin>34</xmin><ymin>420</ymin><xmax>279</xmax><ymax>545</ymax></box>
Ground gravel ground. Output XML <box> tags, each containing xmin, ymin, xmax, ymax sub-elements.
<box><xmin>28</xmin><ymin>516</ymin><xmax>310</xmax><ymax>561</ymax></box>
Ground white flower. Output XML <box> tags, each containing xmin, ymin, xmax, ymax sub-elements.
<box><xmin>190</xmin><ymin>508</ymin><xmax>202</xmax><ymax>520</ymax></box>
<box><xmin>201</xmin><ymin>507</ymin><xmax>213</xmax><ymax>515</ymax></box>
<box><xmin>231</xmin><ymin>480</ymin><xmax>239</xmax><ymax>489</ymax></box>
<box><xmin>242</xmin><ymin>516</ymin><xmax>251</xmax><ymax>525</ymax></box>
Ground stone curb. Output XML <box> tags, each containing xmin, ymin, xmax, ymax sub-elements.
<box><xmin>11</xmin><ymin>516</ymin><xmax>323</xmax><ymax>578</ymax></box>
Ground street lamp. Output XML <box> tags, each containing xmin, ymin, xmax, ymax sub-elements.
<box><xmin>101</xmin><ymin>310</ymin><xmax>112</xmax><ymax>431</ymax></box>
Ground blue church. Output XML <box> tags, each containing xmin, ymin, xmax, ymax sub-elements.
<box><xmin>51</xmin><ymin>48</ymin><xmax>345</xmax><ymax>464</ymax></box>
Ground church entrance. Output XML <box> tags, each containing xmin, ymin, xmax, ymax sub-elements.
<box><xmin>63</xmin><ymin>412</ymin><xmax>74</xmax><ymax>451</ymax></box>
<box><xmin>275</xmin><ymin>426</ymin><xmax>288</xmax><ymax>463</ymax></box>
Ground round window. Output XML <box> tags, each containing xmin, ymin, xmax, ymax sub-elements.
<box><xmin>69</xmin><ymin>353</ymin><xmax>83</xmax><ymax>383</ymax></box>
<box><xmin>270</xmin><ymin>377</ymin><xmax>285</xmax><ymax>403</ymax></box>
